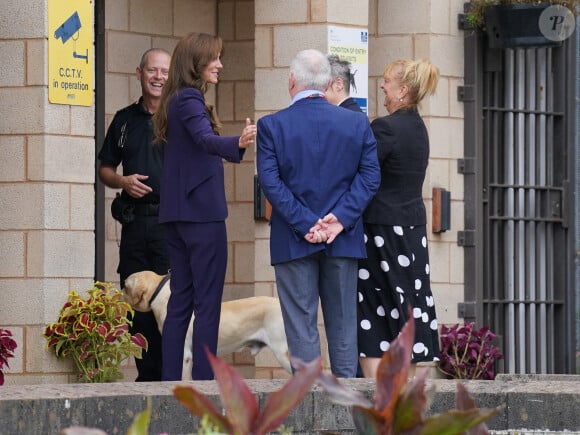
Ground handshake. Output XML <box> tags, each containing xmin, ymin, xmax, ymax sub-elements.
<box><xmin>305</xmin><ymin>213</ymin><xmax>344</xmax><ymax>244</ymax></box>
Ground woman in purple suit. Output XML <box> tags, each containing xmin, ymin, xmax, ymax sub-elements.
<box><xmin>153</xmin><ymin>33</ymin><xmax>256</xmax><ymax>380</ymax></box>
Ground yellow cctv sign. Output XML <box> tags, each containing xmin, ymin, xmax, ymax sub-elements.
<box><xmin>48</xmin><ymin>0</ymin><xmax>93</xmax><ymax>106</ymax></box>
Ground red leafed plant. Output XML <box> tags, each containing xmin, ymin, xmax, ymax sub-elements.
<box><xmin>173</xmin><ymin>349</ymin><xmax>322</xmax><ymax>435</ymax></box>
<box><xmin>43</xmin><ymin>282</ymin><xmax>147</xmax><ymax>383</ymax></box>
<box><xmin>0</xmin><ymin>328</ymin><xmax>17</xmax><ymax>386</ymax></box>
<box><xmin>438</xmin><ymin>322</ymin><xmax>504</xmax><ymax>380</ymax></box>
<box><xmin>304</xmin><ymin>313</ymin><xmax>503</xmax><ymax>435</ymax></box>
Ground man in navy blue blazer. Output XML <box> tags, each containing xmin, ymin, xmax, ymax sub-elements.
<box><xmin>256</xmin><ymin>49</ymin><xmax>380</xmax><ymax>377</ymax></box>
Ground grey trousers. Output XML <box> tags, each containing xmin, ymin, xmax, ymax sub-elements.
<box><xmin>274</xmin><ymin>251</ymin><xmax>358</xmax><ymax>377</ymax></box>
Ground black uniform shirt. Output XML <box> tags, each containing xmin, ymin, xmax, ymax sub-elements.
<box><xmin>98</xmin><ymin>98</ymin><xmax>163</xmax><ymax>204</ymax></box>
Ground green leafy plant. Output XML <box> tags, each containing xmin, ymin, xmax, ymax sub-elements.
<box><xmin>195</xmin><ymin>415</ymin><xmax>291</xmax><ymax>435</ymax></box>
<box><xmin>43</xmin><ymin>282</ymin><xmax>147</xmax><ymax>383</ymax></box>
<box><xmin>306</xmin><ymin>312</ymin><xmax>503</xmax><ymax>435</ymax></box>
<box><xmin>465</xmin><ymin>0</ymin><xmax>579</xmax><ymax>28</ymax></box>
<box><xmin>173</xmin><ymin>349</ymin><xmax>322</xmax><ymax>435</ymax></box>
<box><xmin>438</xmin><ymin>322</ymin><xmax>504</xmax><ymax>380</ymax></box>
<box><xmin>0</xmin><ymin>328</ymin><xmax>17</xmax><ymax>386</ymax></box>
<box><xmin>126</xmin><ymin>397</ymin><xmax>153</xmax><ymax>435</ymax></box>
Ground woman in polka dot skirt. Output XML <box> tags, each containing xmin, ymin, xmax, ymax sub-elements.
<box><xmin>357</xmin><ymin>59</ymin><xmax>441</xmax><ymax>378</ymax></box>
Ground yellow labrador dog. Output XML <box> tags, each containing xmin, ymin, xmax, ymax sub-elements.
<box><xmin>123</xmin><ymin>270</ymin><xmax>291</xmax><ymax>379</ymax></box>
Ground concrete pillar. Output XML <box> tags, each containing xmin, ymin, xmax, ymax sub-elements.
<box><xmin>253</xmin><ymin>0</ymin><xmax>370</xmax><ymax>378</ymax></box>
<box><xmin>0</xmin><ymin>0</ymin><xmax>96</xmax><ymax>384</ymax></box>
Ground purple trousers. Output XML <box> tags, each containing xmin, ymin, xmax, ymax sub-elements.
<box><xmin>161</xmin><ymin>221</ymin><xmax>227</xmax><ymax>380</ymax></box>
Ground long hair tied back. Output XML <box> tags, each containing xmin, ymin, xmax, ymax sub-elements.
<box><xmin>153</xmin><ymin>32</ymin><xmax>223</xmax><ymax>144</ymax></box>
<box><xmin>385</xmin><ymin>59</ymin><xmax>439</xmax><ymax>105</ymax></box>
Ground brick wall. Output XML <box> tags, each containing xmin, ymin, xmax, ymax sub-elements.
<box><xmin>0</xmin><ymin>0</ymin><xmax>96</xmax><ymax>384</ymax></box>
<box><xmin>0</xmin><ymin>0</ymin><xmax>466</xmax><ymax>385</ymax></box>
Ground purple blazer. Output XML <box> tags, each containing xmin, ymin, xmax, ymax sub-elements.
<box><xmin>159</xmin><ymin>88</ymin><xmax>244</xmax><ymax>223</ymax></box>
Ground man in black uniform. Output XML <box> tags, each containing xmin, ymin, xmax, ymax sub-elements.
<box><xmin>98</xmin><ymin>48</ymin><xmax>171</xmax><ymax>381</ymax></box>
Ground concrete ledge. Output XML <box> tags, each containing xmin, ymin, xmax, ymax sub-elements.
<box><xmin>0</xmin><ymin>376</ymin><xmax>579</xmax><ymax>434</ymax></box>
<box><xmin>490</xmin><ymin>432</ymin><xmax>580</xmax><ymax>435</ymax></box>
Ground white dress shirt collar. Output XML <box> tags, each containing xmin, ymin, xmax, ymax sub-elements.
<box><xmin>291</xmin><ymin>90</ymin><xmax>326</xmax><ymax>105</ymax></box>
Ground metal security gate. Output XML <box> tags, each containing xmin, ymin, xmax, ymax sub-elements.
<box><xmin>460</xmin><ymin>15</ymin><xmax>577</xmax><ymax>374</ymax></box>
<box><xmin>482</xmin><ymin>46</ymin><xmax>568</xmax><ymax>374</ymax></box>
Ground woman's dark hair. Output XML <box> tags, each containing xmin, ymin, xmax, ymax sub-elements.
<box><xmin>327</xmin><ymin>54</ymin><xmax>356</xmax><ymax>94</ymax></box>
<box><xmin>154</xmin><ymin>33</ymin><xmax>223</xmax><ymax>144</ymax></box>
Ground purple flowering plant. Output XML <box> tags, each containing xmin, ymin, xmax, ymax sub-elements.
<box><xmin>438</xmin><ymin>322</ymin><xmax>504</xmax><ymax>380</ymax></box>
<box><xmin>0</xmin><ymin>328</ymin><xmax>18</xmax><ymax>386</ymax></box>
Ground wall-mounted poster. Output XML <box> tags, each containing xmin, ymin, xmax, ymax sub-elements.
<box><xmin>328</xmin><ymin>26</ymin><xmax>369</xmax><ymax>114</ymax></box>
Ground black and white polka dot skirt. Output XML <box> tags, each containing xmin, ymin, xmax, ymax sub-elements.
<box><xmin>357</xmin><ymin>223</ymin><xmax>440</xmax><ymax>362</ymax></box>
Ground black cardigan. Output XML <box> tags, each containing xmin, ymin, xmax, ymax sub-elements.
<box><xmin>363</xmin><ymin>107</ymin><xmax>429</xmax><ymax>226</ymax></box>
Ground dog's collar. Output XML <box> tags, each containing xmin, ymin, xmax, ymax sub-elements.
<box><xmin>149</xmin><ymin>272</ymin><xmax>171</xmax><ymax>307</ymax></box>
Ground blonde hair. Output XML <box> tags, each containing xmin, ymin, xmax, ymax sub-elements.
<box><xmin>153</xmin><ymin>33</ymin><xmax>223</xmax><ymax>144</ymax></box>
<box><xmin>384</xmin><ymin>59</ymin><xmax>439</xmax><ymax>106</ymax></box>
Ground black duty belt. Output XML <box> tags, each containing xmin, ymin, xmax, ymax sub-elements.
<box><xmin>132</xmin><ymin>203</ymin><xmax>160</xmax><ymax>216</ymax></box>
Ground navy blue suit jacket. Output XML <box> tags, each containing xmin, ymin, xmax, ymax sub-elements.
<box><xmin>159</xmin><ymin>88</ymin><xmax>244</xmax><ymax>223</ymax></box>
<box><xmin>257</xmin><ymin>95</ymin><xmax>380</xmax><ymax>265</ymax></box>
<box><xmin>339</xmin><ymin>97</ymin><xmax>363</xmax><ymax>113</ymax></box>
